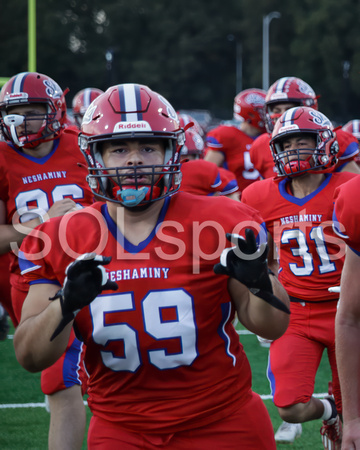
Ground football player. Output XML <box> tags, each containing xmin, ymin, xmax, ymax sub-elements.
<box><xmin>180</xmin><ymin>128</ymin><xmax>240</xmax><ymax>198</ymax></box>
<box><xmin>250</xmin><ymin>77</ymin><xmax>360</xmax><ymax>179</ymax></box>
<box><xmin>333</xmin><ymin>175</ymin><xmax>360</xmax><ymax>449</ymax></box>
<box><xmin>342</xmin><ymin>119</ymin><xmax>360</xmax><ymax>166</ymax></box>
<box><xmin>241</xmin><ymin>106</ymin><xmax>358</xmax><ymax>449</ymax></box>
<box><xmin>14</xmin><ymin>83</ymin><xmax>290</xmax><ymax>449</ymax></box>
<box><xmin>72</xmin><ymin>87</ymin><xmax>104</xmax><ymax>129</ymax></box>
<box><xmin>0</xmin><ymin>71</ymin><xmax>94</xmax><ymax>450</ymax></box>
<box><xmin>204</xmin><ymin>88</ymin><xmax>266</xmax><ymax>191</ymax></box>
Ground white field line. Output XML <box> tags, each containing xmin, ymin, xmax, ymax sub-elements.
<box><xmin>1</xmin><ymin>330</ymin><xmax>327</xmax><ymax>408</ymax></box>
<box><xmin>0</xmin><ymin>393</ymin><xmax>329</xmax><ymax>409</ymax></box>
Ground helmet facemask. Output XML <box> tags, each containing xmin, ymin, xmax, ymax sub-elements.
<box><xmin>1</xmin><ymin>101</ymin><xmax>61</xmax><ymax>149</ymax></box>
<box><xmin>272</xmin><ymin>130</ymin><xmax>338</xmax><ymax>177</ymax></box>
<box><xmin>0</xmin><ymin>72</ymin><xmax>67</xmax><ymax>150</ymax></box>
<box><xmin>80</xmin><ymin>133</ymin><xmax>184</xmax><ymax>208</ymax></box>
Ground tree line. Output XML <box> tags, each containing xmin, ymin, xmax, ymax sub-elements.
<box><xmin>1</xmin><ymin>0</ymin><xmax>360</xmax><ymax>124</ymax></box>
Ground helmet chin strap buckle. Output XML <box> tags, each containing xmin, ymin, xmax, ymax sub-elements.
<box><xmin>118</xmin><ymin>187</ymin><xmax>149</xmax><ymax>207</ymax></box>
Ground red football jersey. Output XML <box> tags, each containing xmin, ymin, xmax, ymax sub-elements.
<box><xmin>241</xmin><ymin>172</ymin><xmax>357</xmax><ymax>301</ymax></box>
<box><xmin>205</xmin><ymin>125</ymin><xmax>261</xmax><ymax>191</ymax></box>
<box><xmin>218</xmin><ymin>167</ymin><xmax>240</xmax><ymax>196</ymax></box>
<box><xmin>180</xmin><ymin>159</ymin><xmax>222</xmax><ymax>195</ymax></box>
<box><xmin>249</xmin><ymin>132</ymin><xmax>277</xmax><ymax>179</ymax></box>
<box><xmin>333</xmin><ymin>175</ymin><xmax>360</xmax><ymax>254</ymax></box>
<box><xmin>250</xmin><ymin>129</ymin><xmax>359</xmax><ymax>179</ymax></box>
<box><xmin>180</xmin><ymin>160</ymin><xmax>239</xmax><ymax>196</ymax></box>
<box><xmin>0</xmin><ymin>131</ymin><xmax>94</xmax><ymax>291</ymax></box>
<box><xmin>20</xmin><ymin>193</ymin><xmax>265</xmax><ymax>434</ymax></box>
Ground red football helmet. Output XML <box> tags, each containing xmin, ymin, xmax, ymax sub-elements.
<box><xmin>265</xmin><ymin>77</ymin><xmax>318</xmax><ymax>132</ymax></box>
<box><xmin>270</xmin><ymin>106</ymin><xmax>339</xmax><ymax>177</ymax></box>
<box><xmin>72</xmin><ymin>87</ymin><xmax>104</xmax><ymax>129</ymax></box>
<box><xmin>79</xmin><ymin>83</ymin><xmax>185</xmax><ymax>207</ymax></box>
<box><xmin>233</xmin><ymin>88</ymin><xmax>266</xmax><ymax>132</ymax></box>
<box><xmin>181</xmin><ymin>129</ymin><xmax>205</xmax><ymax>160</ymax></box>
<box><xmin>177</xmin><ymin>112</ymin><xmax>205</xmax><ymax>137</ymax></box>
<box><xmin>342</xmin><ymin>120</ymin><xmax>360</xmax><ymax>142</ymax></box>
<box><xmin>0</xmin><ymin>72</ymin><xmax>67</xmax><ymax>148</ymax></box>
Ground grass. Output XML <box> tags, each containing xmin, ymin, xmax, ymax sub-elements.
<box><xmin>1</xmin><ymin>321</ymin><xmax>331</xmax><ymax>449</ymax></box>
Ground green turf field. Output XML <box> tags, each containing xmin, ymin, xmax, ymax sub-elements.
<box><xmin>1</xmin><ymin>322</ymin><xmax>331</xmax><ymax>449</ymax></box>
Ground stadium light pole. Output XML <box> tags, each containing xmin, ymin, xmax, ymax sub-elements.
<box><xmin>227</xmin><ymin>34</ymin><xmax>243</xmax><ymax>95</ymax></box>
<box><xmin>262</xmin><ymin>11</ymin><xmax>281</xmax><ymax>91</ymax></box>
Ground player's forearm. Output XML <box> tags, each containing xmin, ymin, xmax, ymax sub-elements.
<box><xmin>204</xmin><ymin>149</ymin><xmax>224</xmax><ymax>167</ymax></box>
<box><xmin>0</xmin><ymin>220</ymin><xmax>41</xmax><ymax>254</ymax></box>
<box><xmin>14</xmin><ymin>300</ymin><xmax>72</xmax><ymax>373</ymax></box>
<box><xmin>335</xmin><ymin>250</ymin><xmax>360</xmax><ymax>422</ymax></box>
<box><xmin>336</xmin><ymin>315</ymin><xmax>360</xmax><ymax>422</ymax></box>
<box><xmin>247</xmin><ymin>276</ymin><xmax>289</xmax><ymax>340</ymax></box>
<box><xmin>230</xmin><ymin>277</ymin><xmax>290</xmax><ymax>340</ymax></box>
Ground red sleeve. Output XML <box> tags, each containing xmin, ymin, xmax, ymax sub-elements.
<box><xmin>333</xmin><ymin>175</ymin><xmax>360</xmax><ymax>253</ymax></box>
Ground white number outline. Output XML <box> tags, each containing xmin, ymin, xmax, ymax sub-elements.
<box><xmin>281</xmin><ymin>226</ymin><xmax>336</xmax><ymax>276</ymax></box>
<box><xmin>242</xmin><ymin>151</ymin><xmax>260</xmax><ymax>180</ymax></box>
<box><xmin>15</xmin><ymin>184</ymin><xmax>85</xmax><ymax>222</ymax></box>
<box><xmin>90</xmin><ymin>289</ymin><xmax>198</xmax><ymax>372</ymax></box>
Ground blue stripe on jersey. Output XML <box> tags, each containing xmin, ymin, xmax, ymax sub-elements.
<box><xmin>101</xmin><ymin>196</ymin><xmax>171</xmax><ymax>253</ymax></box>
<box><xmin>266</xmin><ymin>353</ymin><xmax>276</xmax><ymax>397</ymax></box>
<box><xmin>63</xmin><ymin>338</ymin><xmax>83</xmax><ymax>388</ymax></box>
<box><xmin>18</xmin><ymin>250</ymin><xmax>42</xmax><ymax>275</ymax></box>
<box><xmin>217</xmin><ymin>302</ymin><xmax>236</xmax><ymax>367</ymax></box>
<box><xmin>350</xmin><ymin>246</ymin><xmax>360</xmax><ymax>256</ymax></box>
<box><xmin>332</xmin><ymin>209</ymin><xmax>349</xmax><ymax>239</ymax></box>
<box><xmin>9</xmin><ymin>138</ymin><xmax>60</xmax><ymax>163</ymax></box>
<box><xmin>339</xmin><ymin>141</ymin><xmax>359</xmax><ymax>159</ymax></box>
<box><xmin>210</xmin><ymin>171</ymin><xmax>221</xmax><ymax>188</ymax></box>
<box><xmin>278</xmin><ymin>174</ymin><xmax>332</xmax><ymax>206</ymax></box>
<box><xmin>221</xmin><ymin>179</ymin><xmax>237</xmax><ymax>194</ymax></box>
<box><xmin>205</xmin><ymin>136</ymin><xmax>222</xmax><ymax>148</ymax></box>
<box><xmin>29</xmin><ymin>279</ymin><xmax>61</xmax><ymax>286</ymax></box>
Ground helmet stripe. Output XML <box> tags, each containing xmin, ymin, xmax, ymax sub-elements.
<box><xmin>282</xmin><ymin>108</ymin><xmax>297</xmax><ymax>127</ymax></box>
<box><xmin>275</xmin><ymin>77</ymin><xmax>289</xmax><ymax>94</ymax></box>
<box><xmin>118</xmin><ymin>84</ymin><xmax>143</xmax><ymax>122</ymax></box>
<box><xmin>354</xmin><ymin>120</ymin><xmax>360</xmax><ymax>133</ymax></box>
<box><xmin>11</xmin><ymin>72</ymin><xmax>29</xmax><ymax>93</ymax></box>
<box><xmin>83</xmin><ymin>88</ymin><xmax>92</xmax><ymax>108</ymax></box>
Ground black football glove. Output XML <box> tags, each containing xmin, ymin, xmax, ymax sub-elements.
<box><xmin>49</xmin><ymin>253</ymin><xmax>118</xmax><ymax>341</ymax></box>
<box><xmin>214</xmin><ymin>229</ymin><xmax>290</xmax><ymax>314</ymax></box>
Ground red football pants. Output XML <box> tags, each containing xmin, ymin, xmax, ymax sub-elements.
<box><xmin>88</xmin><ymin>391</ymin><xmax>276</xmax><ymax>449</ymax></box>
<box><xmin>268</xmin><ymin>300</ymin><xmax>341</xmax><ymax>414</ymax></box>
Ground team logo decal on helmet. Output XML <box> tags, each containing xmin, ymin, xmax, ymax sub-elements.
<box><xmin>233</xmin><ymin>88</ymin><xmax>266</xmax><ymax>132</ymax></box>
<box><xmin>158</xmin><ymin>95</ymin><xmax>178</xmax><ymax>121</ymax></box>
<box><xmin>43</xmin><ymin>79</ymin><xmax>62</xmax><ymax>99</ymax></box>
<box><xmin>82</xmin><ymin>103</ymin><xmax>98</xmax><ymax>125</ymax></box>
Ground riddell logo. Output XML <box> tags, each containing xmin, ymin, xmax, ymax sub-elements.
<box><xmin>6</xmin><ymin>93</ymin><xmax>28</xmax><ymax>101</ymax></box>
<box><xmin>113</xmin><ymin>121</ymin><xmax>152</xmax><ymax>132</ymax></box>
